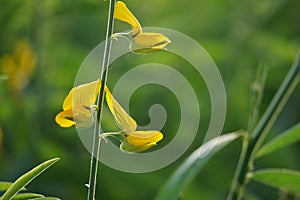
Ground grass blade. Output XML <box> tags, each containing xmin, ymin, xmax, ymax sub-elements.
<box><xmin>0</xmin><ymin>182</ymin><xmax>16</xmax><ymax>192</ymax></box>
<box><xmin>256</xmin><ymin>123</ymin><xmax>300</xmax><ymax>158</ymax></box>
<box><xmin>155</xmin><ymin>132</ymin><xmax>243</xmax><ymax>200</ymax></box>
<box><xmin>0</xmin><ymin>182</ymin><xmax>26</xmax><ymax>193</ymax></box>
<box><xmin>1</xmin><ymin>158</ymin><xmax>59</xmax><ymax>200</ymax></box>
<box><xmin>11</xmin><ymin>193</ymin><xmax>44</xmax><ymax>200</ymax></box>
<box><xmin>27</xmin><ymin>198</ymin><xmax>61</xmax><ymax>200</ymax></box>
<box><xmin>249</xmin><ymin>168</ymin><xmax>300</xmax><ymax>196</ymax></box>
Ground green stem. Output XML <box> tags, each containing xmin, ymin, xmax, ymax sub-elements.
<box><xmin>87</xmin><ymin>0</ymin><xmax>116</xmax><ymax>200</ymax></box>
<box><xmin>247</xmin><ymin>64</ymin><xmax>268</xmax><ymax>133</ymax></box>
<box><xmin>226</xmin><ymin>133</ymin><xmax>249</xmax><ymax>200</ymax></box>
<box><xmin>229</xmin><ymin>50</ymin><xmax>300</xmax><ymax>200</ymax></box>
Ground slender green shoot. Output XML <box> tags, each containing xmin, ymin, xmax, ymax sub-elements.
<box><xmin>247</xmin><ymin>64</ymin><xmax>268</xmax><ymax>133</ymax></box>
<box><xmin>229</xmin><ymin>50</ymin><xmax>300</xmax><ymax>200</ymax></box>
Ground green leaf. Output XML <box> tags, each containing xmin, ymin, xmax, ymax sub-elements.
<box><xmin>155</xmin><ymin>132</ymin><xmax>243</xmax><ymax>200</ymax></box>
<box><xmin>1</xmin><ymin>158</ymin><xmax>60</xmax><ymax>200</ymax></box>
<box><xmin>11</xmin><ymin>193</ymin><xmax>44</xmax><ymax>200</ymax></box>
<box><xmin>0</xmin><ymin>182</ymin><xmax>13</xmax><ymax>192</ymax></box>
<box><xmin>28</xmin><ymin>198</ymin><xmax>61</xmax><ymax>200</ymax></box>
<box><xmin>0</xmin><ymin>182</ymin><xmax>26</xmax><ymax>192</ymax></box>
<box><xmin>243</xmin><ymin>189</ymin><xmax>263</xmax><ymax>200</ymax></box>
<box><xmin>249</xmin><ymin>168</ymin><xmax>300</xmax><ymax>196</ymax></box>
<box><xmin>256</xmin><ymin>123</ymin><xmax>300</xmax><ymax>158</ymax></box>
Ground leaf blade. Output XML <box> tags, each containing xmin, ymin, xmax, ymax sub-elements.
<box><xmin>1</xmin><ymin>158</ymin><xmax>60</xmax><ymax>200</ymax></box>
<box><xmin>256</xmin><ymin>123</ymin><xmax>300</xmax><ymax>158</ymax></box>
<box><xmin>0</xmin><ymin>182</ymin><xmax>14</xmax><ymax>192</ymax></box>
<box><xmin>28</xmin><ymin>198</ymin><xmax>61</xmax><ymax>200</ymax></box>
<box><xmin>11</xmin><ymin>193</ymin><xmax>44</xmax><ymax>200</ymax></box>
<box><xmin>155</xmin><ymin>132</ymin><xmax>243</xmax><ymax>200</ymax></box>
<box><xmin>249</xmin><ymin>168</ymin><xmax>300</xmax><ymax>195</ymax></box>
<box><xmin>0</xmin><ymin>182</ymin><xmax>27</xmax><ymax>193</ymax></box>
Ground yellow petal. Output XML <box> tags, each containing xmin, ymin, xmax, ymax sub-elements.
<box><xmin>55</xmin><ymin>107</ymin><xmax>94</xmax><ymax>128</ymax></box>
<box><xmin>114</xmin><ymin>1</ymin><xmax>142</xmax><ymax>36</ymax></box>
<box><xmin>131</xmin><ymin>32</ymin><xmax>171</xmax><ymax>53</ymax></box>
<box><xmin>120</xmin><ymin>131</ymin><xmax>163</xmax><ymax>153</ymax></box>
<box><xmin>57</xmin><ymin>80</ymin><xmax>100</xmax><ymax>128</ymax></box>
<box><xmin>105</xmin><ymin>87</ymin><xmax>137</xmax><ymax>132</ymax></box>
<box><xmin>55</xmin><ymin>109</ymin><xmax>76</xmax><ymax>128</ymax></box>
<box><xmin>63</xmin><ymin>80</ymin><xmax>101</xmax><ymax>110</ymax></box>
<box><xmin>62</xmin><ymin>87</ymin><xmax>75</xmax><ymax>110</ymax></box>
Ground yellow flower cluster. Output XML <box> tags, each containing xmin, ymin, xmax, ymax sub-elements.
<box><xmin>55</xmin><ymin>80</ymin><xmax>163</xmax><ymax>153</ymax></box>
<box><xmin>55</xmin><ymin>1</ymin><xmax>167</xmax><ymax>153</ymax></box>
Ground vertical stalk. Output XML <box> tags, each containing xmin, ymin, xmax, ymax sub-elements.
<box><xmin>226</xmin><ymin>133</ymin><xmax>249</xmax><ymax>200</ymax></box>
<box><xmin>247</xmin><ymin>64</ymin><xmax>268</xmax><ymax>133</ymax></box>
<box><xmin>87</xmin><ymin>0</ymin><xmax>116</xmax><ymax>200</ymax></box>
<box><xmin>228</xmin><ymin>50</ymin><xmax>300</xmax><ymax>200</ymax></box>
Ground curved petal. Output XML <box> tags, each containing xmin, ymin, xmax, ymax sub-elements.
<box><xmin>63</xmin><ymin>80</ymin><xmax>101</xmax><ymax>110</ymax></box>
<box><xmin>131</xmin><ymin>32</ymin><xmax>171</xmax><ymax>53</ymax></box>
<box><xmin>55</xmin><ymin>109</ymin><xmax>76</xmax><ymax>128</ymax></box>
<box><xmin>114</xmin><ymin>1</ymin><xmax>142</xmax><ymax>36</ymax></box>
<box><xmin>105</xmin><ymin>87</ymin><xmax>137</xmax><ymax>132</ymax></box>
<box><xmin>55</xmin><ymin>107</ymin><xmax>94</xmax><ymax>128</ymax></box>
<box><xmin>120</xmin><ymin>130</ymin><xmax>163</xmax><ymax>153</ymax></box>
<box><xmin>62</xmin><ymin>87</ymin><xmax>75</xmax><ymax>110</ymax></box>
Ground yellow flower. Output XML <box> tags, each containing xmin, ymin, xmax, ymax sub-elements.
<box><xmin>55</xmin><ymin>80</ymin><xmax>101</xmax><ymax>128</ymax></box>
<box><xmin>114</xmin><ymin>1</ymin><xmax>171</xmax><ymax>53</ymax></box>
<box><xmin>105</xmin><ymin>88</ymin><xmax>163</xmax><ymax>153</ymax></box>
<box><xmin>0</xmin><ymin>41</ymin><xmax>36</xmax><ymax>92</ymax></box>
<box><xmin>55</xmin><ymin>79</ymin><xmax>163</xmax><ymax>153</ymax></box>
<box><xmin>120</xmin><ymin>131</ymin><xmax>163</xmax><ymax>153</ymax></box>
<box><xmin>114</xmin><ymin>1</ymin><xmax>142</xmax><ymax>36</ymax></box>
<box><xmin>130</xmin><ymin>32</ymin><xmax>171</xmax><ymax>53</ymax></box>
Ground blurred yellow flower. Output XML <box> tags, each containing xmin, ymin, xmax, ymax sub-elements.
<box><xmin>55</xmin><ymin>79</ymin><xmax>163</xmax><ymax>153</ymax></box>
<box><xmin>0</xmin><ymin>41</ymin><xmax>36</xmax><ymax>92</ymax></box>
<box><xmin>114</xmin><ymin>1</ymin><xmax>171</xmax><ymax>53</ymax></box>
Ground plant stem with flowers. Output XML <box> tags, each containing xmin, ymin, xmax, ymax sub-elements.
<box><xmin>54</xmin><ymin>1</ymin><xmax>169</xmax><ymax>199</ymax></box>
<box><xmin>87</xmin><ymin>0</ymin><xmax>116</xmax><ymax>199</ymax></box>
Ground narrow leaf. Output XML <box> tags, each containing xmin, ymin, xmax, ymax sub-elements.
<box><xmin>249</xmin><ymin>168</ymin><xmax>300</xmax><ymax>196</ymax></box>
<box><xmin>0</xmin><ymin>182</ymin><xmax>26</xmax><ymax>192</ymax></box>
<box><xmin>29</xmin><ymin>198</ymin><xmax>61</xmax><ymax>200</ymax></box>
<box><xmin>1</xmin><ymin>158</ymin><xmax>60</xmax><ymax>200</ymax></box>
<box><xmin>256</xmin><ymin>123</ymin><xmax>300</xmax><ymax>158</ymax></box>
<box><xmin>1</xmin><ymin>182</ymin><xmax>13</xmax><ymax>192</ymax></box>
<box><xmin>155</xmin><ymin>132</ymin><xmax>243</xmax><ymax>200</ymax></box>
<box><xmin>11</xmin><ymin>193</ymin><xmax>44</xmax><ymax>200</ymax></box>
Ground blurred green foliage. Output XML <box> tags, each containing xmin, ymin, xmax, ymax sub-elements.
<box><xmin>0</xmin><ymin>0</ymin><xmax>299</xmax><ymax>199</ymax></box>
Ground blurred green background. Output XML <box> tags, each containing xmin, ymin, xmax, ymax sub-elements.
<box><xmin>0</xmin><ymin>0</ymin><xmax>299</xmax><ymax>199</ymax></box>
